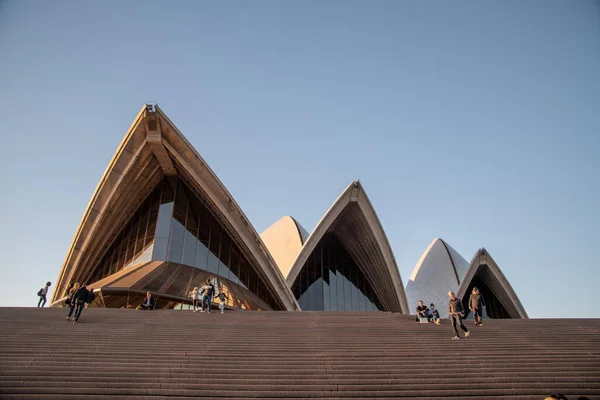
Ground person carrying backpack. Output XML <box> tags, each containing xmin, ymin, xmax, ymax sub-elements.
<box><xmin>71</xmin><ymin>284</ymin><xmax>89</xmax><ymax>324</ymax></box>
<box><xmin>37</xmin><ymin>282</ymin><xmax>51</xmax><ymax>308</ymax></box>
<box><xmin>65</xmin><ymin>283</ymin><xmax>80</xmax><ymax>321</ymax></box>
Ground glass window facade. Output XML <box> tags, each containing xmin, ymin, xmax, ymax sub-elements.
<box><xmin>291</xmin><ymin>233</ymin><xmax>384</xmax><ymax>311</ymax></box>
<box><xmin>88</xmin><ymin>185</ymin><xmax>162</xmax><ymax>283</ymax></box>
<box><xmin>85</xmin><ymin>176</ymin><xmax>281</xmax><ymax>310</ymax></box>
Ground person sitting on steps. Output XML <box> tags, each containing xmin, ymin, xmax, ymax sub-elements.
<box><xmin>415</xmin><ymin>300</ymin><xmax>430</xmax><ymax>322</ymax></box>
<box><xmin>429</xmin><ymin>303</ymin><xmax>441</xmax><ymax>325</ymax></box>
<box><xmin>139</xmin><ymin>292</ymin><xmax>154</xmax><ymax>310</ymax></box>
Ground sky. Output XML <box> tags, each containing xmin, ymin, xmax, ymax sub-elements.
<box><xmin>0</xmin><ymin>0</ymin><xmax>599</xmax><ymax>318</ymax></box>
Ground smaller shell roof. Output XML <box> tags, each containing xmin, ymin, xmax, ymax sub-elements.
<box><xmin>261</xmin><ymin>216</ymin><xmax>308</xmax><ymax>279</ymax></box>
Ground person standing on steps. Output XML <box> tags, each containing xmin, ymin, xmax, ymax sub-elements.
<box><xmin>72</xmin><ymin>284</ymin><xmax>89</xmax><ymax>324</ymax></box>
<box><xmin>201</xmin><ymin>279</ymin><xmax>215</xmax><ymax>313</ymax></box>
<box><xmin>448</xmin><ymin>291</ymin><xmax>469</xmax><ymax>340</ymax></box>
<box><xmin>66</xmin><ymin>283</ymin><xmax>80</xmax><ymax>321</ymax></box>
<box><xmin>214</xmin><ymin>291</ymin><xmax>230</xmax><ymax>314</ymax></box>
<box><xmin>37</xmin><ymin>282</ymin><xmax>51</xmax><ymax>307</ymax></box>
<box><xmin>468</xmin><ymin>287</ymin><xmax>486</xmax><ymax>326</ymax></box>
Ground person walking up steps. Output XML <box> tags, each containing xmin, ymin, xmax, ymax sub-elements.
<box><xmin>448</xmin><ymin>291</ymin><xmax>470</xmax><ymax>340</ymax></box>
<box><xmin>66</xmin><ymin>283</ymin><xmax>80</xmax><ymax>321</ymax></box>
<box><xmin>37</xmin><ymin>282</ymin><xmax>51</xmax><ymax>307</ymax></box>
<box><xmin>71</xmin><ymin>284</ymin><xmax>89</xmax><ymax>324</ymax></box>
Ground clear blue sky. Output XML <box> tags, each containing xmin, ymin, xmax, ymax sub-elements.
<box><xmin>1</xmin><ymin>0</ymin><xmax>599</xmax><ymax>317</ymax></box>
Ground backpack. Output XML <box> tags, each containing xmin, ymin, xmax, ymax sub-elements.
<box><xmin>85</xmin><ymin>290</ymin><xmax>96</xmax><ymax>304</ymax></box>
<box><xmin>37</xmin><ymin>288</ymin><xmax>43</xmax><ymax>296</ymax></box>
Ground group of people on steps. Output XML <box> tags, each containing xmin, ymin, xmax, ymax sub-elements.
<box><xmin>189</xmin><ymin>278</ymin><xmax>230</xmax><ymax>313</ymax></box>
<box><xmin>36</xmin><ymin>276</ymin><xmax>230</xmax><ymax>323</ymax></box>
<box><xmin>415</xmin><ymin>287</ymin><xmax>486</xmax><ymax>340</ymax></box>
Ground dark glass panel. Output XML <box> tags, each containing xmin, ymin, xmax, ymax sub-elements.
<box><xmin>125</xmin><ymin>215</ymin><xmax>138</xmax><ymax>264</ymax></box>
<box><xmin>336</xmin><ymin>250</ymin><xmax>345</xmax><ymax>311</ymax></box>
<box><xmin>143</xmin><ymin>190</ymin><xmax>160</xmax><ymax>262</ymax></box>
<box><xmin>329</xmin><ymin>267</ymin><xmax>337</xmax><ymax>311</ymax></box>
<box><xmin>182</xmin><ymin>190</ymin><xmax>200</xmax><ymax>267</ymax></box>
<box><xmin>132</xmin><ymin>198</ymin><xmax>150</xmax><ymax>265</ymax></box>
<box><xmin>218</xmin><ymin>232</ymin><xmax>231</xmax><ymax>280</ymax></box>
<box><xmin>292</xmin><ymin>273</ymin><xmax>301</xmax><ymax>300</ymax></box>
<box><xmin>328</xmin><ymin>243</ymin><xmax>337</xmax><ymax>311</ymax></box>
<box><xmin>116</xmin><ymin>229</ymin><xmax>130</xmax><ymax>270</ymax></box>
<box><xmin>358</xmin><ymin>274</ymin><xmax>367</xmax><ymax>311</ymax></box>
<box><xmin>109</xmin><ymin>239</ymin><xmax>120</xmax><ymax>276</ymax></box>
<box><xmin>167</xmin><ymin>180</ymin><xmax>188</xmax><ymax>263</ymax></box>
<box><xmin>206</xmin><ymin>217</ymin><xmax>220</xmax><ymax>274</ymax></box>
<box><xmin>300</xmin><ymin>255</ymin><xmax>308</xmax><ymax>310</ymax></box>
<box><xmin>229</xmin><ymin>248</ymin><xmax>240</xmax><ymax>285</ymax></box>
<box><xmin>247</xmin><ymin>266</ymin><xmax>258</xmax><ymax>295</ymax></box>
<box><xmin>350</xmin><ymin>258</ymin><xmax>359</xmax><ymax>310</ymax></box>
<box><xmin>154</xmin><ymin>181</ymin><xmax>175</xmax><ymax>240</ymax></box>
<box><xmin>323</xmin><ymin>255</ymin><xmax>330</xmax><ymax>312</ymax></box>
<box><xmin>305</xmin><ymin>250</ymin><xmax>315</xmax><ymax>310</ymax></box>
<box><xmin>365</xmin><ymin>284</ymin><xmax>374</xmax><ymax>311</ymax></box>
<box><xmin>239</xmin><ymin>258</ymin><xmax>249</xmax><ymax>289</ymax></box>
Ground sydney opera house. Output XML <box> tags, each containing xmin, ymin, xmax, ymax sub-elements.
<box><xmin>51</xmin><ymin>105</ymin><xmax>526</xmax><ymax>319</ymax></box>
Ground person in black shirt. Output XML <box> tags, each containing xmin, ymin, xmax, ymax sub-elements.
<box><xmin>139</xmin><ymin>292</ymin><xmax>154</xmax><ymax>310</ymax></box>
<box><xmin>415</xmin><ymin>300</ymin><xmax>430</xmax><ymax>322</ymax></box>
<box><xmin>468</xmin><ymin>287</ymin><xmax>486</xmax><ymax>326</ymax></box>
<box><xmin>448</xmin><ymin>291</ymin><xmax>469</xmax><ymax>340</ymax></box>
<box><xmin>66</xmin><ymin>282</ymin><xmax>80</xmax><ymax>321</ymax></box>
<box><xmin>72</xmin><ymin>284</ymin><xmax>89</xmax><ymax>324</ymax></box>
<box><xmin>201</xmin><ymin>279</ymin><xmax>215</xmax><ymax>313</ymax></box>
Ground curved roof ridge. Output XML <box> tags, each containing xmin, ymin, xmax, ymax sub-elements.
<box><xmin>438</xmin><ymin>239</ymin><xmax>461</xmax><ymax>286</ymax></box>
<box><xmin>260</xmin><ymin>216</ymin><xmax>307</xmax><ymax>279</ymax></box>
<box><xmin>286</xmin><ymin>181</ymin><xmax>409</xmax><ymax>313</ymax></box>
<box><xmin>458</xmin><ymin>248</ymin><xmax>528</xmax><ymax>319</ymax></box>
<box><xmin>290</xmin><ymin>216</ymin><xmax>309</xmax><ymax>244</ymax></box>
<box><xmin>409</xmin><ymin>238</ymin><xmax>442</xmax><ymax>281</ymax></box>
<box><xmin>53</xmin><ymin>105</ymin><xmax>299</xmax><ymax>311</ymax></box>
<box><xmin>405</xmin><ymin>237</ymin><xmax>470</xmax><ymax>317</ymax></box>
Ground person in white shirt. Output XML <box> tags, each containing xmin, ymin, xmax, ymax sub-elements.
<box><xmin>190</xmin><ymin>287</ymin><xmax>200</xmax><ymax>312</ymax></box>
<box><xmin>37</xmin><ymin>282</ymin><xmax>51</xmax><ymax>308</ymax></box>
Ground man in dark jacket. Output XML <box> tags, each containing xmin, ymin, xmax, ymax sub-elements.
<box><xmin>415</xmin><ymin>300</ymin><xmax>430</xmax><ymax>322</ymax></box>
<box><xmin>468</xmin><ymin>287</ymin><xmax>486</xmax><ymax>326</ymax></box>
<box><xmin>72</xmin><ymin>285</ymin><xmax>89</xmax><ymax>324</ymax></box>
<box><xmin>448</xmin><ymin>291</ymin><xmax>470</xmax><ymax>340</ymax></box>
<box><xmin>139</xmin><ymin>292</ymin><xmax>154</xmax><ymax>310</ymax></box>
<box><xmin>201</xmin><ymin>279</ymin><xmax>215</xmax><ymax>313</ymax></box>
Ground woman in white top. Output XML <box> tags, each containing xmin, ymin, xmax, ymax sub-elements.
<box><xmin>190</xmin><ymin>287</ymin><xmax>200</xmax><ymax>312</ymax></box>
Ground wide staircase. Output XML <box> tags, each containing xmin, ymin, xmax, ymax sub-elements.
<box><xmin>0</xmin><ymin>307</ymin><xmax>599</xmax><ymax>399</ymax></box>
